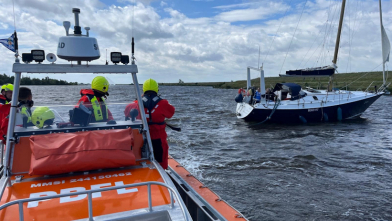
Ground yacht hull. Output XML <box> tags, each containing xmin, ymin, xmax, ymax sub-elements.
<box><xmin>237</xmin><ymin>94</ymin><xmax>382</xmax><ymax>123</ymax></box>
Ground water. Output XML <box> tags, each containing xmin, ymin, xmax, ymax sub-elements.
<box><xmin>29</xmin><ymin>85</ymin><xmax>392</xmax><ymax>221</ymax></box>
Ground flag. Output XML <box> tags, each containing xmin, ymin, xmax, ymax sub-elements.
<box><xmin>0</xmin><ymin>34</ymin><xmax>16</xmax><ymax>52</ymax></box>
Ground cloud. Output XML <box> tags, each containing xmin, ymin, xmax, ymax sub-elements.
<box><xmin>117</xmin><ymin>0</ymin><xmax>159</xmax><ymax>5</ymax></box>
<box><xmin>0</xmin><ymin>0</ymin><xmax>390</xmax><ymax>85</ymax></box>
<box><xmin>160</xmin><ymin>1</ymin><xmax>167</xmax><ymax>7</ymax></box>
<box><xmin>214</xmin><ymin>2</ymin><xmax>290</xmax><ymax>22</ymax></box>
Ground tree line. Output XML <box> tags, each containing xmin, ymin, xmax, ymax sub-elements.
<box><xmin>0</xmin><ymin>74</ymin><xmax>78</xmax><ymax>85</ymax></box>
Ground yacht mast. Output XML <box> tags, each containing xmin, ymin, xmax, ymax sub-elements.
<box><xmin>328</xmin><ymin>0</ymin><xmax>346</xmax><ymax>91</ymax></box>
<box><xmin>379</xmin><ymin>0</ymin><xmax>386</xmax><ymax>85</ymax></box>
<box><xmin>332</xmin><ymin>0</ymin><xmax>346</xmax><ymax>65</ymax></box>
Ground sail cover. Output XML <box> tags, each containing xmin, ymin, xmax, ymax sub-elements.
<box><xmin>382</xmin><ymin>25</ymin><xmax>390</xmax><ymax>63</ymax></box>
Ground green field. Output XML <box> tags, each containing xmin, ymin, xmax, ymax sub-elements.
<box><xmin>161</xmin><ymin>72</ymin><xmax>391</xmax><ymax>92</ymax></box>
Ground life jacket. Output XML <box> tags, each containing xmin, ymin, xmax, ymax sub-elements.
<box><xmin>142</xmin><ymin>93</ymin><xmax>165</xmax><ymax>125</ymax></box>
<box><xmin>17</xmin><ymin>101</ymin><xmax>33</xmax><ymax>123</ymax></box>
<box><xmin>0</xmin><ymin>95</ymin><xmax>8</xmax><ymax>105</ymax></box>
<box><xmin>19</xmin><ymin>106</ymin><xmax>32</xmax><ymax>123</ymax></box>
<box><xmin>80</xmin><ymin>89</ymin><xmax>109</xmax><ymax>121</ymax></box>
<box><xmin>85</xmin><ymin>94</ymin><xmax>108</xmax><ymax>122</ymax></box>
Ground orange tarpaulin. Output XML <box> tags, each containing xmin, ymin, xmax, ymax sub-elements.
<box><xmin>29</xmin><ymin>128</ymin><xmax>136</xmax><ymax>175</ymax></box>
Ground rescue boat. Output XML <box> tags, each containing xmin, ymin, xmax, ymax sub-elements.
<box><xmin>0</xmin><ymin>8</ymin><xmax>247</xmax><ymax>221</ymax></box>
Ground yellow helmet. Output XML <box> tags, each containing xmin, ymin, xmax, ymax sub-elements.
<box><xmin>1</xmin><ymin>84</ymin><xmax>13</xmax><ymax>92</ymax></box>
<box><xmin>32</xmin><ymin>106</ymin><xmax>55</xmax><ymax>129</ymax></box>
<box><xmin>143</xmin><ymin>78</ymin><xmax>158</xmax><ymax>93</ymax></box>
<box><xmin>91</xmin><ymin>76</ymin><xmax>109</xmax><ymax>93</ymax></box>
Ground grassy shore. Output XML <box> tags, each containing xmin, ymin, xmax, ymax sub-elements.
<box><xmin>161</xmin><ymin>71</ymin><xmax>391</xmax><ymax>92</ymax></box>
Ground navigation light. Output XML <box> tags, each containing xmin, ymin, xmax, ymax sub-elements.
<box><xmin>111</xmin><ymin>52</ymin><xmax>122</xmax><ymax>64</ymax></box>
<box><xmin>31</xmin><ymin>50</ymin><xmax>45</xmax><ymax>63</ymax></box>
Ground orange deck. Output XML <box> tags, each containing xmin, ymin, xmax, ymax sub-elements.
<box><xmin>0</xmin><ymin>165</ymin><xmax>170</xmax><ymax>220</ymax></box>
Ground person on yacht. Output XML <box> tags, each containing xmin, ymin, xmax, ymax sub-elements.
<box><xmin>254</xmin><ymin>88</ymin><xmax>261</xmax><ymax>103</ymax></box>
<box><xmin>128</xmin><ymin>78</ymin><xmax>175</xmax><ymax>169</ymax></box>
<box><xmin>0</xmin><ymin>84</ymin><xmax>13</xmax><ymax>105</ymax></box>
<box><xmin>76</xmin><ymin>76</ymin><xmax>114</xmax><ymax>122</ymax></box>
<box><xmin>0</xmin><ymin>87</ymin><xmax>34</xmax><ymax>141</ymax></box>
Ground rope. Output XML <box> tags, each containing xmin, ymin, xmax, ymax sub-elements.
<box><xmin>249</xmin><ymin>100</ymin><xmax>281</xmax><ymax>126</ymax></box>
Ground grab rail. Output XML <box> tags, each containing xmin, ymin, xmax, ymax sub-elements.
<box><xmin>0</xmin><ymin>181</ymin><xmax>190</xmax><ymax>221</ymax></box>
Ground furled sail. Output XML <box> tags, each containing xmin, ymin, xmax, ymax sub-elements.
<box><xmin>381</xmin><ymin>25</ymin><xmax>390</xmax><ymax>63</ymax></box>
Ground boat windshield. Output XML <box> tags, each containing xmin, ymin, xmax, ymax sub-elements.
<box><xmin>12</xmin><ymin>102</ymin><xmax>143</xmax><ymax>136</ymax></box>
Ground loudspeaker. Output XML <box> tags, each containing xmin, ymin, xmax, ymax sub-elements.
<box><xmin>46</xmin><ymin>53</ymin><xmax>57</xmax><ymax>63</ymax></box>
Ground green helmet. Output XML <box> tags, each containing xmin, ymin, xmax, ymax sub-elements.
<box><xmin>143</xmin><ymin>78</ymin><xmax>158</xmax><ymax>93</ymax></box>
<box><xmin>32</xmin><ymin>107</ymin><xmax>55</xmax><ymax>129</ymax></box>
<box><xmin>1</xmin><ymin>84</ymin><xmax>13</xmax><ymax>92</ymax></box>
<box><xmin>91</xmin><ymin>76</ymin><xmax>109</xmax><ymax>93</ymax></box>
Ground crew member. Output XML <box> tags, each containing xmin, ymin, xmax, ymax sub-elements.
<box><xmin>124</xmin><ymin>99</ymin><xmax>141</xmax><ymax>121</ymax></box>
<box><xmin>126</xmin><ymin>78</ymin><xmax>175</xmax><ymax>169</ymax></box>
<box><xmin>76</xmin><ymin>76</ymin><xmax>113</xmax><ymax>122</ymax></box>
<box><xmin>0</xmin><ymin>84</ymin><xmax>13</xmax><ymax>105</ymax></box>
<box><xmin>254</xmin><ymin>88</ymin><xmax>261</xmax><ymax>103</ymax></box>
<box><xmin>0</xmin><ymin>87</ymin><xmax>34</xmax><ymax>141</ymax></box>
<box><xmin>238</xmin><ymin>87</ymin><xmax>245</xmax><ymax>95</ymax></box>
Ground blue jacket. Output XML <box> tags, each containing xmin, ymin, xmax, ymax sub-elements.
<box><xmin>254</xmin><ymin>91</ymin><xmax>261</xmax><ymax>100</ymax></box>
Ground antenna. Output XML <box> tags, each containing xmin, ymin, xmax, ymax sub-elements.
<box><xmin>132</xmin><ymin>37</ymin><xmax>135</xmax><ymax>64</ymax></box>
<box><xmin>84</xmin><ymin>27</ymin><xmax>90</xmax><ymax>37</ymax></box>
<box><xmin>72</xmin><ymin>8</ymin><xmax>82</xmax><ymax>35</ymax></box>
<box><xmin>106</xmin><ymin>49</ymin><xmax>108</xmax><ymax>65</ymax></box>
<box><xmin>63</xmin><ymin>21</ymin><xmax>70</xmax><ymax>36</ymax></box>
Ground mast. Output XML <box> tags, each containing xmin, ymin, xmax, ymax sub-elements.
<box><xmin>379</xmin><ymin>0</ymin><xmax>386</xmax><ymax>85</ymax></box>
<box><xmin>332</xmin><ymin>0</ymin><xmax>346</xmax><ymax>65</ymax></box>
<box><xmin>329</xmin><ymin>0</ymin><xmax>346</xmax><ymax>91</ymax></box>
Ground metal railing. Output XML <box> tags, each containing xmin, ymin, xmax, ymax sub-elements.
<box><xmin>364</xmin><ymin>81</ymin><xmax>390</xmax><ymax>94</ymax></box>
<box><xmin>0</xmin><ymin>181</ymin><xmax>191</xmax><ymax>221</ymax></box>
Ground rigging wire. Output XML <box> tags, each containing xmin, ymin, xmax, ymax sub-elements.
<box><xmin>339</xmin><ymin>63</ymin><xmax>383</xmax><ymax>90</ymax></box>
<box><xmin>263</xmin><ymin>0</ymin><xmax>293</xmax><ymax>63</ymax></box>
<box><xmin>322</xmin><ymin>1</ymin><xmax>340</xmax><ymax>66</ymax></box>
<box><xmin>279</xmin><ymin>0</ymin><xmax>308</xmax><ymax>75</ymax></box>
<box><xmin>345</xmin><ymin>0</ymin><xmax>360</xmax><ymax>73</ymax></box>
<box><xmin>318</xmin><ymin>0</ymin><xmax>334</xmax><ymax>66</ymax></box>
<box><xmin>297</xmin><ymin>0</ymin><xmax>335</xmax><ymax>69</ymax></box>
<box><xmin>298</xmin><ymin>15</ymin><xmax>329</xmax><ymax>68</ymax></box>
<box><xmin>315</xmin><ymin>0</ymin><xmax>339</xmax><ymax>67</ymax></box>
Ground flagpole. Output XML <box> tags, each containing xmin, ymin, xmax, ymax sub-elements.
<box><xmin>12</xmin><ymin>0</ymin><xmax>19</xmax><ymax>63</ymax></box>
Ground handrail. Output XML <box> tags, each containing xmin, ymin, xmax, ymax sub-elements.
<box><xmin>0</xmin><ymin>181</ymin><xmax>191</xmax><ymax>221</ymax></box>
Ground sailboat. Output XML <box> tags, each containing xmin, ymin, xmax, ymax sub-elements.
<box><xmin>236</xmin><ymin>0</ymin><xmax>391</xmax><ymax>123</ymax></box>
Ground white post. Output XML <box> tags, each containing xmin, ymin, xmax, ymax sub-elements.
<box><xmin>260</xmin><ymin>66</ymin><xmax>265</xmax><ymax>95</ymax></box>
<box><xmin>247</xmin><ymin>68</ymin><xmax>251</xmax><ymax>90</ymax></box>
<box><xmin>4</xmin><ymin>71</ymin><xmax>21</xmax><ymax>181</ymax></box>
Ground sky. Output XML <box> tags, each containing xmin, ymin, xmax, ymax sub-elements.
<box><xmin>0</xmin><ymin>0</ymin><xmax>390</xmax><ymax>84</ymax></box>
